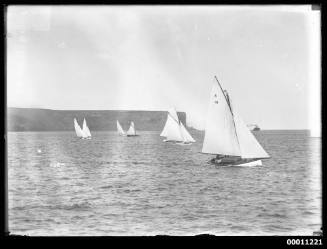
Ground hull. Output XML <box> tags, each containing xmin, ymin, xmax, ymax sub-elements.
<box><xmin>127</xmin><ymin>134</ymin><xmax>139</xmax><ymax>137</ymax></box>
<box><xmin>176</xmin><ymin>141</ymin><xmax>193</xmax><ymax>145</ymax></box>
<box><xmin>163</xmin><ymin>139</ymin><xmax>176</xmax><ymax>143</ymax></box>
<box><xmin>208</xmin><ymin>157</ymin><xmax>262</xmax><ymax>167</ymax></box>
<box><xmin>235</xmin><ymin>160</ymin><xmax>262</xmax><ymax>166</ymax></box>
<box><xmin>163</xmin><ymin>139</ymin><xmax>192</xmax><ymax>145</ymax></box>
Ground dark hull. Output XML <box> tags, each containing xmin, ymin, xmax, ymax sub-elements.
<box><xmin>208</xmin><ymin>157</ymin><xmax>262</xmax><ymax>167</ymax></box>
<box><xmin>163</xmin><ymin>140</ymin><xmax>192</xmax><ymax>145</ymax></box>
<box><xmin>163</xmin><ymin>139</ymin><xmax>176</xmax><ymax>143</ymax></box>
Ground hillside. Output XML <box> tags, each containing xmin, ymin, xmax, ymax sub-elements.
<box><xmin>7</xmin><ymin>108</ymin><xmax>187</xmax><ymax>132</ymax></box>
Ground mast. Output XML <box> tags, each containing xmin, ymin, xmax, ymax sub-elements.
<box><xmin>214</xmin><ymin>75</ymin><xmax>240</xmax><ymax>150</ymax></box>
<box><xmin>214</xmin><ymin>76</ymin><xmax>233</xmax><ymax>114</ymax></box>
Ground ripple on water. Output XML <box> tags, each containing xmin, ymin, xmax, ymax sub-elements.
<box><xmin>7</xmin><ymin>131</ymin><xmax>321</xmax><ymax>235</ymax></box>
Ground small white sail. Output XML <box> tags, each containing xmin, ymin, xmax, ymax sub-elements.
<box><xmin>160</xmin><ymin>107</ymin><xmax>195</xmax><ymax>143</ymax></box>
<box><xmin>201</xmin><ymin>79</ymin><xmax>241</xmax><ymax>156</ymax></box>
<box><xmin>160</xmin><ymin>111</ymin><xmax>184</xmax><ymax>142</ymax></box>
<box><xmin>160</xmin><ymin>115</ymin><xmax>170</xmax><ymax>137</ymax></box>
<box><xmin>117</xmin><ymin>120</ymin><xmax>125</xmax><ymax>136</ymax></box>
<box><xmin>180</xmin><ymin>122</ymin><xmax>196</xmax><ymax>143</ymax></box>
<box><xmin>160</xmin><ymin>107</ymin><xmax>180</xmax><ymax>138</ymax></box>
<box><xmin>160</xmin><ymin>108</ymin><xmax>195</xmax><ymax>143</ymax></box>
<box><xmin>74</xmin><ymin>118</ymin><xmax>85</xmax><ymax>138</ymax></box>
<box><xmin>127</xmin><ymin>121</ymin><xmax>136</xmax><ymax>136</ymax></box>
<box><xmin>166</xmin><ymin>116</ymin><xmax>184</xmax><ymax>141</ymax></box>
<box><xmin>82</xmin><ymin>118</ymin><xmax>92</xmax><ymax>138</ymax></box>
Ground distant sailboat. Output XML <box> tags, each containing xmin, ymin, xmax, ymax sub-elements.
<box><xmin>74</xmin><ymin>118</ymin><xmax>90</xmax><ymax>139</ymax></box>
<box><xmin>160</xmin><ymin>107</ymin><xmax>195</xmax><ymax>144</ymax></box>
<box><xmin>126</xmin><ymin>121</ymin><xmax>139</xmax><ymax>137</ymax></box>
<box><xmin>202</xmin><ymin>76</ymin><xmax>270</xmax><ymax>166</ymax></box>
<box><xmin>247</xmin><ymin>124</ymin><xmax>261</xmax><ymax>131</ymax></box>
<box><xmin>82</xmin><ymin>118</ymin><xmax>92</xmax><ymax>139</ymax></box>
<box><xmin>117</xmin><ymin>120</ymin><xmax>126</xmax><ymax>136</ymax></box>
<box><xmin>74</xmin><ymin>118</ymin><xmax>85</xmax><ymax>138</ymax></box>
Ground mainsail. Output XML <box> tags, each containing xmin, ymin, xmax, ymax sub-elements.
<box><xmin>82</xmin><ymin>118</ymin><xmax>92</xmax><ymax>138</ymax></box>
<box><xmin>74</xmin><ymin>118</ymin><xmax>84</xmax><ymax>138</ymax></box>
<box><xmin>201</xmin><ymin>78</ymin><xmax>241</xmax><ymax>156</ymax></box>
<box><xmin>127</xmin><ymin>121</ymin><xmax>136</xmax><ymax>136</ymax></box>
<box><xmin>160</xmin><ymin>108</ymin><xmax>195</xmax><ymax>143</ymax></box>
<box><xmin>202</xmin><ymin>76</ymin><xmax>269</xmax><ymax>159</ymax></box>
<box><xmin>117</xmin><ymin>120</ymin><xmax>125</xmax><ymax>136</ymax></box>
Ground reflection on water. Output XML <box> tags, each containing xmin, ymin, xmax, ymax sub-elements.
<box><xmin>8</xmin><ymin>130</ymin><xmax>321</xmax><ymax>236</ymax></box>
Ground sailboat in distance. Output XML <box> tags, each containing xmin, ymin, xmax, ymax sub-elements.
<box><xmin>74</xmin><ymin>118</ymin><xmax>84</xmax><ymax>138</ymax></box>
<box><xmin>126</xmin><ymin>121</ymin><xmax>139</xmax><ymax>137</ymax></box>
<box><xmin>202</xmin><ymin>76</ymin><xmax>270</xmax><ymax>166</ymax></box>
<box><xmin>82</xmin><ymin>118</ymin><xmax>92</xmax><ymax>139</ymax></box>
<box><xmin>74</xmin><ymin>118</ymin><xmax>90</xmax><ymax>139</ymax></box>
<box><xmin>160</xmin><ymin>107</ymin><xmax>195</xmax><ymax>144</ymax></box>
<box><xmin>117</xmin><ymin>120</ymin><xmax>126</xmax><ymax>136</ymax></box>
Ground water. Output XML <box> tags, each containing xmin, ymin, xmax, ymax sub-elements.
<box><xmin>7</xmin><ymin>130</ymin><xmax>321</xmax><ymax>236</ymax></box>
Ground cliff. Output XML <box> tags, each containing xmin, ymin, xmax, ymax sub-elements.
<box><xmin>7</xmin><ymin>107</ymin><xmax>187</xmax><ymax>132</ymax></box>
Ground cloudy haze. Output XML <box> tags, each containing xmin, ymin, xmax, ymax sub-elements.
<box><xmin>6</xmin><ymin>5</ymin><xmax>320</xmax><ymax>131</ymax></box>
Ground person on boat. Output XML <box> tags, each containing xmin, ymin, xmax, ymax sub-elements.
<box><xmin>210</xmin><ymin>154</ymin><xmax>225</xmax><ymax>164</ymax></box>
<box><xmin>223</xmin><ymin>90</ymin><xmax>235</xmax><ymax>115</ymax></box>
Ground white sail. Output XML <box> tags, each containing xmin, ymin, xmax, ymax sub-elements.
<box><xmin>160</xmin><ymin>117</ymin><xmax>169</xmax><ymax>137</ymax></box>
<box><xmin>160</xmin><ymin>108</ymin><xmax>184</xmax><ymax>141</ymax></box>
<box><xmin>165</xmin><ymin>115</ymin><xmax>184</xmax><ymax>141</ymax></box>
<box><xmin>74</xmin><ymin>118</ymin><xmax>85</xmax><ymax>138</ymax></box>
<box><xmin>160</xmin><ymin>107</ymin><xmax>180</xmax><ymax>138</ymax></box>
<box><xmin>232</xmin><ymin>109</ymin><xmax>270</xmax><ymax>159</ymax></box>
<box><xmin>82</xmin><ymin>118</ymin><xmax>92</xmax><ymax>137</ymax></box>
<box><xmin>201</xmin><ymin>79</ymin><xmax>241</xmax><ymax>156</ymax></box>
<box><xmin>180</xmin><ymin>122</ymin><xmax>195</xmax><ymax>143</ymax></box>
<box><xmin>127</xmin><ymin>121</ymin><xmax>136</xmax><ymax>136</ymax></box>
<box><xmin>117</xmin><ymin>120</ymin><xmax>125</xmax><ymax>136</ymax></box>
<box><xmin>160</xmin><ymin>107</ymin><xmax>195</xmax><ymax>143</ymax></box>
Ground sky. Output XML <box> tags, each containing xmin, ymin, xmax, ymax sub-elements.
<box><xmin>6</xmin><ymin>5</ymin><xmax>321</xmax><ymax>132</ymax></box>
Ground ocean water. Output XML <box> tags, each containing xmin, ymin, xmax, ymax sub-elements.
<box><xmin>7</xmin><ymin>130</ymin><xmax>321</xmax><ymax>236</ymax></box>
